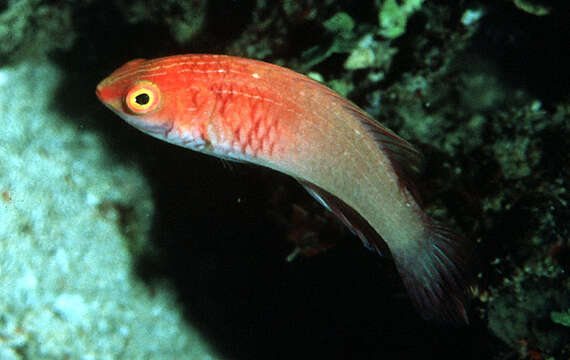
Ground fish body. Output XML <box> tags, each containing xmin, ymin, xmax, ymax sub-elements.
<box><xmin>96</xmin><ymin>54</ymin><xmax>469</xmax><ymax>323</ymax></box>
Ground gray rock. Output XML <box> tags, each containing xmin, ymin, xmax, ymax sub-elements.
<box><xmin>0</xmin><ymin>61</ymin><xmax>221</xmax><ymax>360</ymax></box>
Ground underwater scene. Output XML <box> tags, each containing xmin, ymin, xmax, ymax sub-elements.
<box><xmin>0</xmin><ymin>0</ymin><xmax>568</xmax><ymax>359</ymax></box>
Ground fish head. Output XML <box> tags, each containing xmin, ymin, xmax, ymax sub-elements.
<box><xmin>97</xmin><ymin>57</ymin><xmax>219</xmax><ymax>155</ymax></box>
<box><xmin>96</xmin><ymin>58</ymin><xmax>179</xmax><ymax>139</ymax></box>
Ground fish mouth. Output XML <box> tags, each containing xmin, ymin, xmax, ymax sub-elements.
<box><xmin>95</xmin><ymin>83</ymin><xmax>104</xmax><ymax>100</ymax></box>
<box><xmin>95</xmin><ymin>79</ymin><xmax>113</xmax><ymax>102</ymax></box>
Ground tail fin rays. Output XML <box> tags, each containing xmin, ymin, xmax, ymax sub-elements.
<box><xmin>298</xmin><ymin>179</ymin><xmax>471</xmax><ymax>324</ymax></box>
<box><xmin>394</xmin><ymin>222</ymin><xmax>470</xmax><ymax>324</ymax></box>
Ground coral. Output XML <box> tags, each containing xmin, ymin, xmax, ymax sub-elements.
<box><xmin>0</xmin><ymin>0</ymin><xmax>77</xmax><ymax>63</ymax></box>
<box><xmin>0</xmin><ymin>62</ymin><xmax>220</xmax><ymax>359</ymax></box>
<box><xmin>488</xmin><ymin>274</ymin><xmax>570</xmax><ymax>355</ymax></box>
<box><xmin>0</xmin><ymin>0</ymin><xmax>205</xmax><ymax>64</ymax></box>
<box><xmin>115</xmin><ymin>0</ymin><xmax>205</xmax><ymax>43</ymax></box>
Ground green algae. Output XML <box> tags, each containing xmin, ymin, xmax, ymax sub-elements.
<box><xmin>551</xmin><ymin>309</ymin><xmax>570</xmax><ymax>327</ymax></box>
<box><xmin>377</xmin><ymin>0</ymin><xmax>425</xmax><ymax>38</ymax></box>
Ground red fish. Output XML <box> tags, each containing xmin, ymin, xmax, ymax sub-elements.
<box><xmin>96</xmin><ymin>54</ymin><xmax>470</xmax><ymax>323</ymax></box>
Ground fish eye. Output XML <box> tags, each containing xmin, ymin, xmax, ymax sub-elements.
<box><xmin>125</xmin><ymin>81</ymin><xmax>161</xmax><ymax>115</ymax></box>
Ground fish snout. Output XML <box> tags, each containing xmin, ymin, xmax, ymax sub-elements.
<box><xmin>95</xmin><ymin>81</ymin><xmax>106</xmax><ymax>101</ymax></box>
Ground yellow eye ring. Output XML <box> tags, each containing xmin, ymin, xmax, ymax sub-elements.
<box><xmin>125</xmin><ymin>81</ymin><xmax>161</xmax><ymax>115</ymax></box>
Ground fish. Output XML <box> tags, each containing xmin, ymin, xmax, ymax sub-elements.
<box><xmin>96</xmin><ymin>54</ymin><xmax>470</xmax><ymax>323</ymax></box>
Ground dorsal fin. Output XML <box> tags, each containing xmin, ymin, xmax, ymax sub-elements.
<box><xmin>296</xmin><ymin>77</ymin><xmax>423</xmax><ymax>201</ymax></box>
<box><xmin>340</xmin><ymin>100</ymin><xmax>423</xmax><ymax>202</ymax></box>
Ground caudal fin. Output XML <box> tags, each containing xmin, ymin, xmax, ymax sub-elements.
<box><xmin>297</xmin><ymin>180</ymin><xmax>470</xmax><ymax>323</ymax></box>
<box><xmin>392</xmin><ymin>222</ymin><xmax>471</xmax><ymax>324</ymax></box>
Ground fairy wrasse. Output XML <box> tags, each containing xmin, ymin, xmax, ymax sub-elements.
<box><xmin>96</xmin><ymin>54</ymin><xmax>470</xmax><ymax>323</ymax></box>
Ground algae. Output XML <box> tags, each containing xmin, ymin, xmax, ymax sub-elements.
<box><xmin>551</xmin><ymin>310</ymin><xmax>570</xmax><ymax>327</ymax></box>
<box><xmin>377</xmin><ymin>0</ymin><xmax>425</xmax><ymax>38</ymax></box>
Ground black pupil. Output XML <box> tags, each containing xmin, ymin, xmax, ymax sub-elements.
<box><xmin>135</xmin><ymin>93</ymin><xmax>150</xmax><ymax>105</ymax></box>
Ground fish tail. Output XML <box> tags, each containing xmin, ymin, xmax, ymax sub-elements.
<box><xmin>298</xmin><ymin>181</ymin><xmax>470</xmax><ymax>323</ymax></box>
<box><xmin>391</xmin><ymin>221</ymin><xmax>471</xmax><ymax>324</ymax></box>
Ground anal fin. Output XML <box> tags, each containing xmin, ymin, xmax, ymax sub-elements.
<box><xmin>298</xmin><ymin>180</ymin><xmax>389</xmax><ymax>256</ymax></box>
